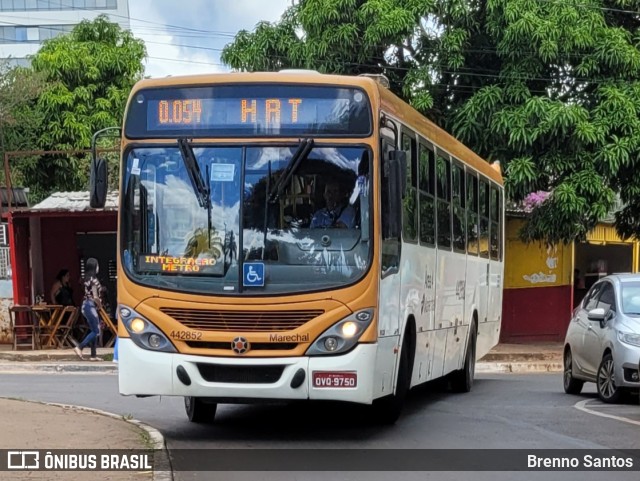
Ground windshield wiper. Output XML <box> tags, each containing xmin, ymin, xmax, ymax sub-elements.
<box><xmin>177</xmin><ymin>137</ymin><xmax>210</xmax><ymax>209</ymax></box>
<box><xmin>268</xmin><ymin>138</ymin><xmax>314</xmax><ymax>203</ymax></box>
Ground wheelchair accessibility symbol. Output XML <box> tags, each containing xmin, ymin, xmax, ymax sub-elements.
<box><xmin>243</xmin><ymin>262</ymin><xmax>264</xmax><ymax>287</ymax></box>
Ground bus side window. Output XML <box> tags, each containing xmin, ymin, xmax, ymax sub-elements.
<box><xmin>479</xmin><ymin>179</ymin><xmax>490</xmax><ymax>258</ymax></box>
<box><xmin>490</xmin><ymin>184</ymin><xmax>501</xmax><ymax>260</ymax></box>
<box><xmin>418</xmin><ymin>142</ymin><xmax>435</xmax><ymax>245</ymax></box>
<box><xmin>436</xmin><ymin>153</ymin><xmax>451</xmax><ymax>249</ymax></box>
<box><xmin>452</xmin><ymin>162</ymin><xmax>466</xmax><ymax>252</ymax></box>
<box><xmin>466</xmin><ymin>173</ymin><xmax>479</xmax><ymax>255</ymax></box>
<box><xmin>381</xmin><ymin>138</ymin><xmax>400</xmax><ymax>274</ymax></box>
<box><xmin>401</xmin><ymin>131</ymin><xmax>417</xmax><ymax>242</ymax></box>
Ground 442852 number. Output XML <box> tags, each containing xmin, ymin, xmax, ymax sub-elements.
<box><xmin>169</xmin><ymin>330</ymin><xmax>202</xmax><ymax>341</ymax></box>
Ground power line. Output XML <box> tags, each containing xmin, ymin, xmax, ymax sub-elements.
<box><xmin>0</xmin><ymin>11</ymin><xmax>237</xmax><ymax>39</ymax></box>
<box><xmin>146</xmin><ymin>56</ymin><xmax>223</xmax><ymax>67</ymax></box>
<box><xmin>51</xmin><ymin>0</ymin><xmax>238</xmax><ymax>37</ymax></box>
<box><xmin>532</xmin><ymin>0</ymin><xmax>640</xmax><ymax>16</ymax></box>
<box><xmin>0</xmin><ymin>9</ymin><xmax>636</xmax><ymax>85</ymax></box>
<box><xmin>143</xmin><ymin>40</ymin><xmax>224</xmax><ymax>53</ymax></box>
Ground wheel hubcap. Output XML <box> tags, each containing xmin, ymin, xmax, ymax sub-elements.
<box><xmin>598</xmin><ymin>359</ymin><xmax>616</xmax><ymax>399</ymax></box>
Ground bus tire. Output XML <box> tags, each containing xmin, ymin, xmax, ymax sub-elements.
<box><xmin>184</xmin><ymin>396</ymin><xmax>217</xmax><ymax>423</ymax></box>
<box><xmin>373</xmin><ymin>332</ymin><xmax>412</xmax><ymax>424</ymax></box>
<box><xmin>450</xmin><ymin>324</ymin><xmax>476</xmax><ymax>393</ymax></box>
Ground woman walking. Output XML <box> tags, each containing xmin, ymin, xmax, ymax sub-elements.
<box><xmin>73</xmin><ymin>258</ymin><xmax>103</xmax><ymax>361</ymax></box>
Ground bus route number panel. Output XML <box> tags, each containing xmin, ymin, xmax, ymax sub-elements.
<box><xmin>125</xmin><ymin>85</ymin><xmax>372</xmax><ymax>138</ymax></box>
<box><xmin>312</xmin><ymin>371</ymin><xmax>358</xmax><ymax>388</ymax></box>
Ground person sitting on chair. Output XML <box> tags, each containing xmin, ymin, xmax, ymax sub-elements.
<box><xmin>310</xmin><ymin>181</ymin><xmax>356</xmax><ymax>229</ymax></box>
<box><xmin>50</xmin><ymin>269</ymin><xmax>75</xmax><ymax>306</ymax></box>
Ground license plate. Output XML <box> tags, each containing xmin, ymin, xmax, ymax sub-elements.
<box><xmin>312</xmin><ymin>371</ymin><xmax>357</xmax><ymax>388</ymax></box>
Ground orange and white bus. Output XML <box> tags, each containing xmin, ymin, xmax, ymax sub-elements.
<box><xmin>91</xmin><ymin>71</ymin><xmax>504</xmax><ymax>424</ymax></box>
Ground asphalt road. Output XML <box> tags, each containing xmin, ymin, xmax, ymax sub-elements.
<box><xmin>1</xmin><ymin>372</ymin><xmax>638</xmax><ymax>481</ymax></box>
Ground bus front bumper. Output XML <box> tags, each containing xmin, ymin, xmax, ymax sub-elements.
<box><xmin>118</xmin><ymin>338</ymin><xmax>378</xmax><ymax>404</ymax></box>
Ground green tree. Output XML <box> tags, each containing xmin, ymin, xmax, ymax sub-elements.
<box><xmin>222</xmin><ymin>0</ymin><xmax>640</xmax><ymax>244</ymax></box>
<box><xmin>0</xmin><ymin>62</ymin><xmax>45</xmax><ymax>188</ymax></box>
<box><xmin>452</xmin><ymin>0</ymin><xmax>640</xmax><ymax>244</ymax></box>
<box><xmin>25</xmin><ymin>15</ymin><xmax>146</xmax><ymax>201</ymax></box>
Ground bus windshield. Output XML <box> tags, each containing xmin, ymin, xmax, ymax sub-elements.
<box><xmin>121</xmin><ymin>144</ymin><xmax>372</xmax><ymax>295</ymax></box>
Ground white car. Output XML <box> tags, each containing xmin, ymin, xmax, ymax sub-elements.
<box><xmin>563</xmin><ymin>274</ymin><xmax>640</xmax><ymax>403</ymax></box>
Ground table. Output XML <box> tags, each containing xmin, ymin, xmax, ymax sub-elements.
<box><xmin>31</xmin><ymin>305</ymin><xmax>64</xmax><ymax>348</ymax></box>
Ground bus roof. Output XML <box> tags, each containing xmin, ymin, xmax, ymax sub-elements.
<box><xmin>131</xmin><ymin>71</ymin><xmax>502</xmax><ymax>185</ymax></box>
<box><xmin>130</xmin><ymin>71</ymin><xmax>371</xmax><ymax>91</ymax></box>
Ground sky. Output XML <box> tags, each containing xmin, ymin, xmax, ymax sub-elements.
<box><xmin>128</xmin><ymin>0</ymin><xmax>292</xmax><ymax>78</ymax></box>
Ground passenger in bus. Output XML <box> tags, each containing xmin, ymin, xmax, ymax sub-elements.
<box><xmin>310</xmin><ymin>181</ymin><xmax>356</xmax><ymax>229</ymax></box>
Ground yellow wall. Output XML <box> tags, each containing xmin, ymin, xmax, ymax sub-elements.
<box><xmin>588</xmin><ymin>224</ymin><xmax>630</xmax><ymax>243</ymax></box>
<box><xmin>505</xmin><ymin>219</ymin><xmax>572</xmax><ymax>289</ymax></box>
<box><xmin>586</xmin><ymin>224</ymin><xmax>639</xmax><ymax>272</ymax></box>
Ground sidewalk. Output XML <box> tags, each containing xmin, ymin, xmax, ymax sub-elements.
<box><xmin>0</xmin><ymin>397</ymin><xmax>166</xmax><ymax>481</ymax></box>
<box><xmin>476</xmin><ymin>342</ymin><xmax>563</xmax><ymax>373</ymax></box>
<box><xmin>0</xmin><ymin>342</ymin><xmax>564</xmax><ymax>373</ymax></box>
<box><xmin>0</xmin><ymin>345</ymin><xmax>118</xmax><ymax>373</ymax></box>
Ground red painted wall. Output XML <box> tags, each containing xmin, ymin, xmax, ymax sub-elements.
<box><xmin>501</xmin><ymin>285</ymin><xmax>572</xmax><ymax>342</ymax></box>
<box><xmin>40</xmin><ymin>214</ymin><xmax>117</xmax><ymax>306</ymax></box>
<box><xmin>9</xmin><ymin>217</ymin><xmax>31</xmax><ymax>306</ymax></box>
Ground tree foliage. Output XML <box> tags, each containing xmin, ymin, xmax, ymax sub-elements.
<box><xmin>222</xmin><ymin>0</ymin><xmax>640</xmax><ymax>244</ymax></box>
<box><xmin>21</xmin><ymin>15</ymin><xmax>146</xmax><ymax>201</ymax></box>
<box><xmin>0</xmin><ymin>62</ymin><xmax>46</xmax><ymax>187</ymax></box>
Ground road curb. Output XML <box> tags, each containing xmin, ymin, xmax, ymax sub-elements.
<box><xmin>0</xmin><ymin>353</ymin><xmax>113</xmax><ymax>363</ymax></box>
<box><xmin>0</xmin><ymin>396</ymin><xmax>173</xmax><ymax>481</ymax></box>
<box><xmin>0</xmin><ymin>362</ymin><xmax>117</xmax><ymax>373</ymax></box>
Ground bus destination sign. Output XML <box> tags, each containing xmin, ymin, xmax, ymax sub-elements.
<box><xmin>153</xmin><ymin>98</ymin><xmax>306</xmax><ymax>127</ymax></box>
<box><xmin>124</xmin><ymin>84</ymin><xmax>372</xmax><ymax>137</ymax></box>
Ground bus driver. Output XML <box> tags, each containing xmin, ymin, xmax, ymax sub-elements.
<box><xmin>310</xmin><ymin>181</ymin><xmax>356</xmax><ymax>229</ymax></box>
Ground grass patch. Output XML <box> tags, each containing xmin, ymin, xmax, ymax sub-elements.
<box><xmin>138</xmin><ymin>429</ymin><xmax>154</xmax><ymax>449</ymax></box>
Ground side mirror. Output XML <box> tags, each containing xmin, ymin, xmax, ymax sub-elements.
<box><xmin>587</xmin><ymin>308</ymin><xmax>606</xmax><ymax>321</ymax></box>
<box><xmin>90</xmin><ymin>126</ymin><xmax>120</xmax><ymax>209</ymax></box>
<box><xmin>89</xmin><ymin>157</ymin><xmax>108</xmax><ymax>208</ymax></box>
<box><xmin>382</xmin><ymin>150</ymin><xmax>406</xmax><ymax>239</ymax></box>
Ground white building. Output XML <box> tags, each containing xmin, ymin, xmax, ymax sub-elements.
<box><xmin>0</xmin><ymin>0</ymin><xmax>130</xmax><ymax>67</ymax></box>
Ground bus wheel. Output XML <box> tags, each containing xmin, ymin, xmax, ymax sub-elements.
<box><xmin>450</xmin><ymin>326</ymin><xmax>476</xmax><ymax>393</ymax></box>
<box><xmin>184</xmin><ymin>396</ymin><xmax>217</xmax><ymax>423</ymax></box>
<box><xmin>373</xmin><ymin>334</ymin><xmax>412</xmax><ymax>424</ymax></box>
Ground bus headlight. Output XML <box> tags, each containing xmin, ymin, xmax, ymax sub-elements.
<box><xmin>119</xmin><ymin>304</ymin><xmax>177</xmax><ymax>353</ymax></box>
<box><xmin>306</xmin><ymin>308</ymin><xmax>374</xmax><ymax>356</ymax></box>
<box><xmin>130</xmin><ymin>318</ymin><xmax>146</xmax><ymax>333</ymax></box>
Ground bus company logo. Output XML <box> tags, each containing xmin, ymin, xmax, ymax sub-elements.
<box><xmin>7</xmin><ymin>451</ymin><xmax>39</xmax><ymax>470</ymax></box>
<box><xmin>231</xmin><ymin>337</ymin><xmax>250</xmax><ymax>354</ymax></box>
